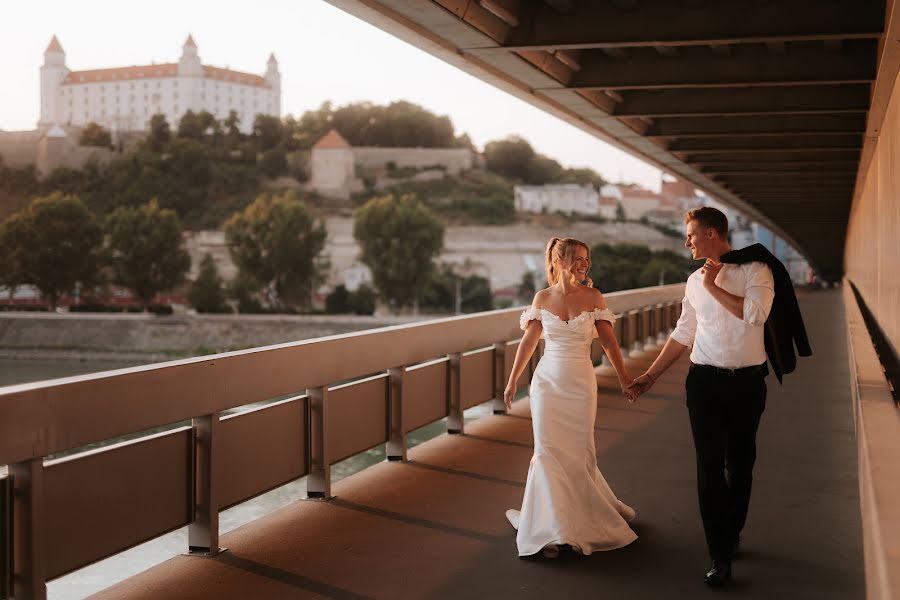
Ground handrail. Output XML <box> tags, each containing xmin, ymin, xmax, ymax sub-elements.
<box><xmin>0</xmin><ymin>283</ymin><xmax>685</xmax><ymax>599</ymax></box>
<box><xmin>843</xmin><ymin>282</ymin><xmax>900</xmax><ymax>600</ymax></box>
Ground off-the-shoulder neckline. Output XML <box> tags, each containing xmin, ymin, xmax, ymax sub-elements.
<box><xmin>537</xmin><ymin>307</ymin><xmax>608</xmax><ymax>324</ymax></box>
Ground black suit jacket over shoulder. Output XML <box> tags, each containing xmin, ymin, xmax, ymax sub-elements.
<box><xmin>721</xmin><ymin>244</ymin><xmax>812</xmax><ymax>383</ymax></box>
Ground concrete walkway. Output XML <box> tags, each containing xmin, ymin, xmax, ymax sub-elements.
<box><xmin>91</xmin><ymin>289</ymin><xmax>863</xmax><ymax>599</ymax></box>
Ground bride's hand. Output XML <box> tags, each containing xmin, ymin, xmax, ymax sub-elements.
<box><xmin>619</xmin><ymin>376</ymin><xmax>637</xmax><ymax>403</ymax></box>
<box><xmin>503</xmin><ymin>382</ymin><xmax>516</xmax><ymax>411</ymax></box>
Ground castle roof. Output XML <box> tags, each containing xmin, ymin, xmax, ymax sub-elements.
<box><xmin>45</xmin><ymin>35</ymin><xmax>64</xmax><ymax>54</ymax></box>
<box><xmin>184</xmin><ymin>34</ymin><xmax>197</xmax><ymax>48</ymax></box>
<box><xmin>313</xmin><ymin>129</ymin><xmax>352</xmax><ymax>150</ymax></box>
<box><xmin>62</xmin><ymin>63</ymin><xmax>269</xmax><ymax>88</ymax></box>
<box><xmin>268</xmin><ymin>53</ymin><xmax>278</xmax><ymax>64</ymax></box>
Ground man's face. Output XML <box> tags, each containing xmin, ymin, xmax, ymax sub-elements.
<box><xmin>684</xmin><ymin>219</ymin><xmax>714</xmax><ymax>260</ymax></box>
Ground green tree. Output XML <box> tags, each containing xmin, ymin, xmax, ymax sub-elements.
<box><xmin>147</xmin><ymin>114</ymin><xmax>171</xmax><ymax>151</ymax></box>
<box><xmin>0</xmin><ymin>193</ymin><xmax>103</xmax><ymax>308</ymax></box>
<box><xmin>259</xmin><ymin>148</ymin><xmax>288</xmax><ymax>178</ymax></box>
<box><xmin>224</xmin><ymin>191</ymin><xmax>327</xmax><ymax>308</ymax></box>
<box><xmin>79</xmin><ymin>122</ymin><xmax>112</xmax><ymax>147</ymax></box>
<box><xmin>353</xmin><ymin>193</ymin><xmax>444</xmax><ymax>310</ymax></box>
<box><xmin>325</xmin><ymin>284</ymin><xmax>350</xmax><ymax>314</ymax></box>
<box><xmin>484</xmin><ymin>136</ymin><xmax>536</xmax><ymax>181</ymax></box>
<box><xmin>188</xmin><ymin>253</ymin><xmax>229</xmax><ymax>313</ymax></box>
<box><xmin>348</xmin><ymin>284</ymin><xmax>376</xmax><ymax>315</ymax></box>
<box><xmin>177</xmin><ymin>110</ymin><xmax>205</xmax><ymax>139</ymax></box>
<box><xmin>253</xmin><ymin>114</ymin><xmax>283</xmax><ymax>151</ymax></box>
<box><xmin>105</xmin><ymin>199</ymin><xmax>191</xmax><ymax>308</ymax></box>
<box><xmin>517</xmin><ymin>269</ymin><xmax>537</xmax><ymax>301</ymax></box>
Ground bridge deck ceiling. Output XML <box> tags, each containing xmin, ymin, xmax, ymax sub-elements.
<box><xmin>324</xmin><ymin>0</ymin><xmax>899</xmax><ymax>279</ymax></box>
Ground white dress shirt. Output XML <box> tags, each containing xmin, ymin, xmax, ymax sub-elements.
<box><xmin>670</xmin><ymin>261</ymin><xmax>775</xmax><ymax>369</ymax></box>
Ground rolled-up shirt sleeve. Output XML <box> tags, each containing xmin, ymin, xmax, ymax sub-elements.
<box><xmin>671</xmin><ymin>293</ymin><xmax>697</xmax><ymax>348</ymax></box>
<box><xmin>742</xmin><ymin>262</ymin><xmax>775</xmax><ymax>326</ymax></box>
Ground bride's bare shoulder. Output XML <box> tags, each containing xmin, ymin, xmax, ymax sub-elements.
<box><xmin>532</xmin><ymin>287</ymin><xmax>553</xmax><ymax>307</ymax></box>
<box><xmin>584</xmin><ymin>285</ymin><xmax>608</xmax><ymax>308</ymax></box>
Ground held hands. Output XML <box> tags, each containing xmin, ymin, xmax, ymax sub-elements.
<box><xmin>619</xmin><ymin>376</ymin><xmax>638</xmax><ymax>403</ymax></box>
<box><xmin>626</xmin><ymin>372</ymin><xmax>656</xmax><ymax>400</ymax></box>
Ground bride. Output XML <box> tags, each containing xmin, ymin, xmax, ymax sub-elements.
<box><xmin>503</xmin><ymin>236</ymin><xmax>638</xmax><ymax>558</ymax></box>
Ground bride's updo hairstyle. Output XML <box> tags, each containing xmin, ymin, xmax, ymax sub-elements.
<box><xmin>545</xmin><ymin>237</ymin><xmax>593</xmax><ymax>287</ymax></box>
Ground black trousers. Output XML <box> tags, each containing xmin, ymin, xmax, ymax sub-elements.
<box><xmin>686</xmin><ymin>364</ymin><xmax>767</xmax><ymax>561</ymax></box>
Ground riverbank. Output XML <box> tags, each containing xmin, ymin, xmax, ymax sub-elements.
<box><xmin>0</xmin><ymin>311</ymin><xmax>424</xmax><ymax>362</ymax></box>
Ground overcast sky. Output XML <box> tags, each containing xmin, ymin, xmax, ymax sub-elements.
<box><xmin>0</xmin><ymin>0</ymin><xmax>664</xmax><ymax>190</ymax></box>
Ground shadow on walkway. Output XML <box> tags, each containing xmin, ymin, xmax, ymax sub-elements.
<box><xmin>91</xmin><ymin>290</ymin><xmax>863</xmax><ymax>599</ymax></box>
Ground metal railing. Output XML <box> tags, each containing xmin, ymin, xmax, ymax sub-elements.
<box><xmin>0</xmin><ymin>284</ymin><xmax>684</xmax><ymax>600</ymax></box>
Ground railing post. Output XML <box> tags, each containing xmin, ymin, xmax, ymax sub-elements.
<box><xmin>307</xmin><ymin>386</ymin><xmax>333</xmax><ymax>499</ymax></box>
<box><xmin>1</xmin><ymin>474</ymin><xmax>10</xmax><ymax>600</ymax></box>
<box><xmin>641</xmin><ymin>306</ymin><xmax>653</xmax><ymax>349</ymax></box>
<box><xmin>188</xmin><ymin>412</ymin><xmax>223</xmax><ymax>556</ymax></box>
<box><xmin>447</xmin><ymin>352</ymin><xmax>464</xmax><ymax>434</ymax></box>
<box><xmin>11</xmin><ymin>459</ymin><xmax>45</xmax><ymax>600</ymax></box>
<box><xmin>627</xmin><ymin>309</ymin><xmax>641</xmax><ymax>353</ymax></box>
<box><xmin>655</xmin><ymin>303</ymin><xmax>667</xmax><ymax>343</ymax></box>
<box><xmin>387</xmin><ymin>367</ymin><xmax>407</xmax><ymax>461</ymax></box>
<box><xmin>493</xmin><ymin>342</ymin><xmax>508</xmax><ymax>415</ymax></box>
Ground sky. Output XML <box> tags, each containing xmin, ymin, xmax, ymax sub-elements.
<box><xmin>0</xmin><ymin>0</ymin><xmax>663</xmax><ymax>191</ymax></box>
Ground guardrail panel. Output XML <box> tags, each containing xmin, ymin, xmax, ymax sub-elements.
<box><xmin>43</xmin><ymin>427</ymin><xmax>193</xmax><ymax>580</ymax></box>
<box><xmin>461</xmin><ymin>348</ymin><xmax>494</xmax><ymax>410</ymax></box>
<box><xmin>403</xmin><ymin>360</ymin><xmax>449</xmax><ymax>432</ymax></box>
<box><xmin>327</xmin><ymin>375</ymin><xmax>390</xmax><ymax>464</ymax></box>
<box><xmin>218</xmin><ymin>397</ymin><xmax>309</xmax><ymax>510</ymax></box>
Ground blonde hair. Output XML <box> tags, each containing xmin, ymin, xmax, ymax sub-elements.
<box><xmin>545</xmin><ymin>237</ymin><xmax>593</xmax><ymax>287</ymax></box>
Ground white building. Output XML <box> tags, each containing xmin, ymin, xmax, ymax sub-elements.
<box><xmin>39</xmin><ymin>35</ymin><xmax>280</xmax><ymax>134</ymax></box>
<box><xmin>598</xmin><ymin>184</ymin><xmax>623</xmax><ymax>219</ymax></box>
<box><xmin>513</xmin><ymin>183</ymin><xmax>599</xmax><ymax>216</ymax></box>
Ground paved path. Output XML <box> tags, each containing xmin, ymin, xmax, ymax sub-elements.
<box><xmin>91</xmin><ymin>289</ymin><xmax>863</xmax><ymax>599</ymax></box>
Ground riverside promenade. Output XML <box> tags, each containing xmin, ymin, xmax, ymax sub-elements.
<box><xmin>90</xmin><ymin>289</ymin><xmax>863</xmax><ymax>599</ymax></box>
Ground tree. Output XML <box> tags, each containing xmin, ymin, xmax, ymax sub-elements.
<box><xmin>253</xmin><ymin>114</ymin><xmax>283</xmax><ymax>151</ymax></box>
<box><xmin>518</xmin><ymin>270</ymin><xmax>537</xmax><ymax>301</ymax></box>
<box><xmin>177</xmin><ymin>110</ymin><xmax>205</xmax><ymax>139</ymax></box>
<box><xmin>484</xmin><ymin>136</ymin><xmax>536</xmax><ymax>181</ymax></box>
<box><xmin>79</xmin><ymin>122</ymin><xmax>112</xmax><ymax>147</ymax></box>
<box><xmin>188</xmin><ymin>254</ymin><xmax>229</xmax><ymax>313</ymax></box>
<box><xmin>589</xmin><ymin>243</ymin><xmax>695</xmax><ymax>293</ymax></box>
<box><xmin>325</xmin><ymin>284</ymin><xmax>350</xmax><ymax>314</ymax></box>
<box><xmin>105</xmin><ymin>199</ymin><xmax>191</xmax><ymax>308</ymax></box>
<box><xmin>224</xmin><ymin>191</ymin><xmax>327</xmax><ymax>308</ymax></box>
<box><xmin>0</xmin><ymin>193</ymin><xmax>103</xmax><ymax>308</ymax></box>
<box><xmin>353</xmin><ymin>193</ymin><xmax>444</xmax><ymax>310</ymax></box>
<box><xmin>148</xmin><ymin>114</ymin><xmax>171</xmax><ymax>151</ymax></box>
<box><xmin>259</xmin><ymin>148</ymin><xmax>288</xmax><ymax>178</ymax></box>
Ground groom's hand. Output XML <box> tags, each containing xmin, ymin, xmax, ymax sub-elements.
<box><xmin>630</xmin><ymin>373</ymin><xmax>655</xmax><ymax>397</ymax></box>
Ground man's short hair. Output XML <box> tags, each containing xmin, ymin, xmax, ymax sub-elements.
<box><xmin>685</xmin><ymin>206</ymin><xmax>728</xmax><ymax>238</ymax></box>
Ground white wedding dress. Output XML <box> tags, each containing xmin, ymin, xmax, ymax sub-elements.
<box><xmin>507</xmin><ymin>307</ymin><xmax>637</xmax><ymax>556</ymax></box>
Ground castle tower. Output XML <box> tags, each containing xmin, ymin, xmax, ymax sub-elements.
<box><xmin>265</xmin><ymin>53</ymin><xmax>281</xmax><ymax>116</ymax></box>
<box><xmin>39</xmin><ymin>35</ymin><xmax>69</xmax><ymax>128</ymax></box>
<box><xmin>178</xmin><ymin>35</ymin><xmax>202</xmax><ymax>118</ymax></box>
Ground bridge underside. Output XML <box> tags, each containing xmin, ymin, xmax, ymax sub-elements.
<box><xmin>325</xmin><ymin>0</ymin><xmax>899</xmax><ymax>279</ymax></box>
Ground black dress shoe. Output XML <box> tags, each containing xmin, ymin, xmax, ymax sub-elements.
<box><xmin>705</xmin><ymin>560</ymin><xmax>732</xmax><ymax>587</ymax></box>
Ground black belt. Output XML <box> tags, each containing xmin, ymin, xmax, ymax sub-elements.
<box><xmin>690</xmin><ymin>362</ymin><xmax>768</xmax><ymax>377</ymax></box>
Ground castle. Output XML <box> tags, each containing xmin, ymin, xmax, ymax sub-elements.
<box><xmin>38</xmin><ymin>35</ymin><xmax>280</xmax><ymax>134</ymax></box>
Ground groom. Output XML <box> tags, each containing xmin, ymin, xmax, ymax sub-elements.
<box><xmin>629</xmin><ymin>207</ymin><xmax>775</xmax><ymax>587</ymax></box>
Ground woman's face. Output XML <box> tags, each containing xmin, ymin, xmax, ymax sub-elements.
<box><xmin>558</xmin><ymin>245</ymin><xmax>590</xmax><ymax>281</ymax></box>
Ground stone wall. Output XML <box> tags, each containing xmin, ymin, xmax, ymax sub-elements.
<box><xmin>352</xmin><ymin>147</ymin><xmax>473</xmax><ymax>175</ymax></box>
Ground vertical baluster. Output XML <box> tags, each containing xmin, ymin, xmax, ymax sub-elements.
<box><xmin>627</xmin><ymin>309</ymin><xmax>640</xmax><ymax>353</ymax></box>
<box><xmin>492</xmin><ymin>342</ymin><xmax>508</xmax><ymax>415</ymax></box>
<box><xmin>188</xmin><ymin>412</ymin><xmax>222</xmax><ymax>555</ymax></box>
<box><xmin>387</xmin><ymin>368</ymin><xmax>407</xmax><ymax>461</ymax></box>
<box><xmin>11</xmin><ymin>458</ymin><xmax>45</xmax><ymax>600</ymax></box>
<box><xmin>307</xmin><ymin>386</ymin><xmax>333</xmax><ymax>499</ymax></box>
<box><xmin>447</xmin><ymin>352</ymin><xmax>464</xmax><ymax>434</ymax></box>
